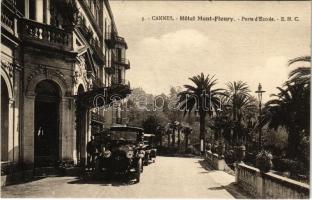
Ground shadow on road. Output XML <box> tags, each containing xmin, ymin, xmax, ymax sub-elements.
<box><xmin>196</xmin><ymin>159</ymin><xmax>216</xmax><ymax>173</ymax></box>
<box><xmin>67</xmin><ymin>174</ymin><xmax>138</xmax><ymax>187</ymax></box>
<box><xmin>2</xmin><ymin>176</ymin><xmax>48</xmax><ymax>187</ymax></box>
<box><xmin>208</xmin><ymin>182</ymin><xmax>252</xmax><ymax>199</ymax></box>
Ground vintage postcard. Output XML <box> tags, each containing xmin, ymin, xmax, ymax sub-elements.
<box><xmin>1</xmin><ymin>0</ymin><xmax>311</xmax><ymax>198</ymax></box>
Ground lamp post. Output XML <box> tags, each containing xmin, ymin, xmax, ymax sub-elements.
<box><xmin>216</xmin><ymin>96</ymin><xmax>223</xmax><ymax>141</ymax></box>
<box><xmin>255</xmin><ymin>83</ymin><xmax>265</xmax><ymax>150</ymax></box>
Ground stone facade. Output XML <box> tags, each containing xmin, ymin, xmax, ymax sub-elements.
<box><xmin>1</xmin><ymin>0</ymin><xmax>130</xmax><ymax>178</ymax></box>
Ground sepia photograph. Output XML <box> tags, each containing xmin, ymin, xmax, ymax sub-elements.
<box><xmin>0</xmin><ymin>0</ymin><xmax>311</xmax><ymax>198</ymax></box>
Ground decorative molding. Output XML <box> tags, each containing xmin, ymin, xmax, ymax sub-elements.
<box><xmin>73</xmin><ymin>54</ymin><xmax>92</xmax><ymax>91</ymax></box>
<box><xmin>26</xmin><ymin>64</ymin><xmax>70</xmax><ymax>97</ymax></box>
<box><xmin>1</xmin><ymin>60</ymin><xmax>14</xmax><ymax>77</ymax></box>
<box><xmin>8</xmin><ymin>98</ymin><xmax>15</xmax><ymax>105</ymax></box>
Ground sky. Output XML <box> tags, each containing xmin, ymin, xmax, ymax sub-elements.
<box><xmin>110</xmin><ymin>1</ymin><xmax>311</xmax><ymax>103</ymax></box>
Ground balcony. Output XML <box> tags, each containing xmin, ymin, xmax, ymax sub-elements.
<box><xmin>104</xmin><ymin>33</ymin><xmax>128</xmax><ymax>49</ymax></box>
<box><xmin>3</xmin><ymin>0</ymin><xmax>16</xmax><ymax>6</ymax></box>
<box><xmin>87</xmin><ymin>71</ymin><xmax>103</xmax><ymax>88</ymax></box>
<box><xmin>77</xmin><ymin>19</ymin><xmax>104</xmax><ymax>63</ymax></box>
<box><xmin>19</xmin><ymin>18</ymin><xmax>73</xmax><ymax>51</ymax></box>
<box><xmin>78</xmin><ymin>0</ymin><xmax>102</xmax><ymax>38</ymax></box>
<box><xmin>91</xmin><ymin>111</ymin><xmax>105</xmax><ymax>124</ymax></box>
<box><xmin>104</xmin><ymin>66</ymin><xmax>114</xmax><ymax>74</ymax></box>
<box><xmin>111</xmin><ymin>77</ymin><xmax>130</xmax><ymax>88</ymax></box>
<box><xmin>114</xmin><ymin>58</ymin><xmax>130</xmax><ymax>69</ymax></box>
<box><xmin>1</xmin><ymin>1</ymin><xmax>18</xmax><ymax>37</ymax></box>
<box><xmin>114</xmin><ymin>35</ymin><xmax>128</xmax><ymax>48</ymax></box>
<box><xmin>90</xmin><ymin>39</ymin><xmax>105</xmax><ymax>63</ymax></box>
<box><xmin>104</xmin><ymin>32</ymin><xmax>116</xmax><ymax>49</ymax></box>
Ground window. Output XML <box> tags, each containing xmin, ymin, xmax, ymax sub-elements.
<box><xmin>29</xmin><ymin>0</ymin><xmax>36</xmax><ymax>20</ymax></box>
<box><xmin>118</xmin><ymin>69</ymin><xmax>122</xmax><ymax>83</ymax></box>
<box><xmin>1</xmin><ymin>78</ymin><xmax>9</xmax><ymax>161</ymax></box>
<box><xmin>117</xmin><ymin>48</ymin><xmax>122</xmax><ymax>61</ymax></box>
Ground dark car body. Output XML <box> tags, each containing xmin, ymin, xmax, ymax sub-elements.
<box><xmin>90</xmin><ymin>125</ymin><xmax>145</xmax><ymax>182</ymax></box>
<box><xmin>142</xmin><ymin>133</ymin><xmax>157</xmax><ymax>165</ymax></box>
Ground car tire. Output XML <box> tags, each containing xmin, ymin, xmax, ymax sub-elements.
<box><xmin>136</xmin><ymin>158</ymin><xmax>142</xmax><ymax>183</ymax></box>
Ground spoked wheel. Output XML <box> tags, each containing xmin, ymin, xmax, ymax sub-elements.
<box><xmin>136</xmin><ymin>158</ymin><xmax>142</xmax><ymax>183</ymax></box>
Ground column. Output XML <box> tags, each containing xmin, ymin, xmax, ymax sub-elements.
<box><xmin>45</xmin><ymin>0</ymin><xmax>51</xmax><ymax>24</ymax></box>
<box><xmin>35</xmin><ymin>0</ymin><xmax>44</xmax><ymax>23</ymax></box>
<box><xmin>7</xmin><ymin>99</ymin><xmax>14</xmax><ymax>162</ymax></box>
<box><xmin>23</xmin><ymin>96</ymin><xmax>35</xmax><ymax>168</ymax></box>
<box><xmin>25</xmin><ymin>0</ymin><xmax>30</xmax><ymax>18</ymax></box>
<box><xmin>60</xmin><ymin>97</ymin><xmax>76</xmax><ymax>161</ymax></box>
<box><xmin>72</xmin><ymin>100</ymin><xmax>77</xmax><ymax>164</ymax></box>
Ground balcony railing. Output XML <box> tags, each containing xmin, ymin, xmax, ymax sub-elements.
<box><xmin>77</xmin><ymin>18</ymin><xmax>104</xmax><ymax>62</ymax></box>
<box><xmin>1</xmin><ymin>3</ymin><xmax>17</xmax><ymax>35</ymax></box>
<box><xmin>90</xmin><ymin>39</ymin><xmax>105</xmax><ymax>63</ymax></box>
<box><xmin>114</xmin><ymin>58</ymin><xmax>130</xmax><ymax>69</ymax></box>
<box><xmin>115</xmin><ymin>35</ymin><xmax>127</xmax><ymax>47</ymax></box>
<box><xmin>91</xmin><ymin>112</ymin><xmax>105</xmax><ymax>124</ymax></box>
<box><xmin>87</xmin><ymin>71</ymin><xmax>103</xmax><ymax>88</ymax></box>
<box><xmin>104</xmin><ymin>32</ymin><xmax>128</xmax><ymax>49</ymax></box>
<box><xmin>111</xmin><ymin>77</ymin><xmax>130</xmax><ymax>88</ymax></box>
<box><xmin>20</xmin><ymin>18</ymin><xmax>72</xmax><ymax>51</ymax></box>
<box><xmin>78</xmin><ymin>0</ymin><xmax>102</xmax><ymax>38</ymax></box>
<box><xmin>104</xmin><ymin>32</ymin><xmax>116</xmax><ymax>49</ymax></box>
<box><xmin>104</xmin><ymin>66</ymin><xmax>114</xmax><ymax>74</ymax></box>
<box><xmin>3</xmin><ymin>0</ymin><xmax>16</xmax><ymax>6</ymax></box>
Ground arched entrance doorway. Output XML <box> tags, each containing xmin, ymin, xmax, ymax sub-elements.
<box><xmin>1</xmin><ymin>77</ymin><xmax>9</xmax><ymax>161</ymax></box>
<box><xmin>34</xmin><ymin>80</ymin><xmax>60</xmax><ymax>167</ymax></box>
<box><xmin>76</xmin><ymin>84</ymin><xmax>87</xmax><ymax>165</ymax></box>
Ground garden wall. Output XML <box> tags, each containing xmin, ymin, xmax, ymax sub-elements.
<box><xmin>236</xmin><ymin>163</ymin><xmax>309</xmax><ymax>199</ymax></box>
<box><xmin>205</xmin><ymin>150</ymin><xmax>226</xmax><ymax>170</ymax></box>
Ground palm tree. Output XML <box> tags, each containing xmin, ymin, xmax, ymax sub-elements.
<box><xmin>177</xmin><ymin>73</ymin><xmax>223</xmax><ymax>150</ymax></box>
<box><xmin>223</xmin><ymin>81</ymin><xmax>257</xmax><ymax>144</ymax></box>
<box><xmin>263</xmin><ymin>82</ymin><xmax>309</xmax><ymax>158</ymax></box>
<box><xmin>287</xmin><ymin>56</ymin><xmax>311</xmax><ymax>85</ymax></box>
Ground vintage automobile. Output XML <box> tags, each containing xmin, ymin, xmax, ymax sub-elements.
<box><xmin>142</xmin><ymin>133</ymin><xmax>157</xmax><ymax>165</ymax></box>
<box><xmin>90</xmin><ymin>125</ymin><xmax>145</xmax><ymax>182</ymax></box>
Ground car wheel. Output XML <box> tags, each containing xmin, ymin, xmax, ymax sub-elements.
<box><xmin>136</xmin><ymin>158</ymin><xmax>142</xmax><ymax>183</ymax></box>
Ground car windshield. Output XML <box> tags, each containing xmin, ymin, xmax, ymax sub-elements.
<box><xmin>110</xmin><ymin>131</ymin><xmax>138</xmax><ymax>141</ymax></box>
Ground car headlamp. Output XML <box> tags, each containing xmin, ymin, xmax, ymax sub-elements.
<box><xmin>126</xmin><ymin>150</ymin><xmax>134</xmax><ymax>158</ymax></box>
<box><xmin>103</xmin><ymin>150</ymin><xmax>111</xmax><ymax>158</ymax></box>
<box><xmin>138</xmin><ymin>150</ymin><xmax>145</xmax><ymax>158</ymax></box>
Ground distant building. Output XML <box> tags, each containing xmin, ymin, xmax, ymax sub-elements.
<box><xmin>1</xmin><ymin>0</ymin><xmax>131</xmax><ymax>175</ymax></box>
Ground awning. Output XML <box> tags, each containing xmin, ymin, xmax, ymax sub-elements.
<box><xmin>76</xmin><ymin>84</ymin><xmax>131</xmax><ymax>109</ymax></box>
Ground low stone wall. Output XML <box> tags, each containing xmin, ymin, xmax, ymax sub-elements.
<box><xmin>236</xmin><ymin>163</ymin><xmax>310</xmax><ymax>199</ymax></box>
<box><xmin>205</xmin><ymin>150</ymin><xmax>225</xmax><ymax>170</ymax></box>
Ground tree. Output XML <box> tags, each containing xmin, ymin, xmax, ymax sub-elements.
<box><xmin>162</xmin><ymin>87</ymin><xmax>183</xmax><ymax>147</ymax></box>
<box><xmin>287</xmin><ymin>56</ymin><xmax>311</xmax><ymax>86</ymax></box>
<box><xmin>142</xmin><ymin>114</ymin><xmax>168</xmax><ymax>146</ymax></box>
<box><xmin>222</xmin><ymin>81</ymin><xmax>257</xmax><ymax>145</ymax></box>
<box><xmin>177</xmin><ymin>73</ymin><xmax>223</xmax><ymax>150</ymax></box>
<box><xmin>263</xmin><ymin>82</ymin><xmax>309</xmax><ymax>158</ymax></box>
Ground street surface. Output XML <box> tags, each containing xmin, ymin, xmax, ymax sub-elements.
<box><xmin>1</xmin><ymin>156</ymin><xmax>249</xmax><ymax>198</ymax></box>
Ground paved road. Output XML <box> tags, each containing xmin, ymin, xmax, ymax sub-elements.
<box><xmin>2</xmin><ymin>156</ymin><xmax>249</xmax><ymax>198</ymax></box>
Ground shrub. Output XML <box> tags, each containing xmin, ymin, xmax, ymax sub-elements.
<box><xmin>256</xmin><ymin>150</ymin><xmax>273</xmax><ymax>172</ymax></box>
<box><xmin>224</xmin><ymin>150</ymin><xmax>236</xmax><ymax>166</ymax></box>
